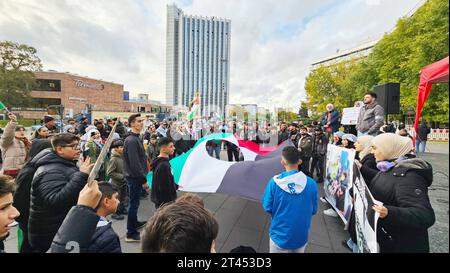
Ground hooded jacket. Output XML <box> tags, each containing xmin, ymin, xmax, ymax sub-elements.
<box><xmin>369</xmin><ymin>158</ymin><xmax>435</xmax><ymax>253</ymax></box>
<box><xmin>262</xmin><ymin>170</ymin><xmax>318</xmax><ymax>249</ymax></box>
<box><xmin>107</xmin><ymin>151</ymin><xmax>125</xmax><ymax>188</ymax></box>
<box><xmin>28</xmin><ymin>149</ymin><xmax>88</xmax><ymax>252</ymax></box>
<box><xmin>150</xmin><ymin>156</ymin><xmax>178</xmax><ymax>205</ymax></box>
<box><xmin>0</xmin><ymin>121</ymin><xmax>30</xmax><ymax>172</ymax></box>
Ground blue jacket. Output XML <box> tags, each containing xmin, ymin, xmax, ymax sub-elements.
<box><xmin>262</xmin><ymin>170</ymin><xmax>318</xmax><ymax>249</ymax></box>
<box><xmin>321</xmin><ymin>110</ymin><xmax>340</xmax><ymax>133</ymax></box>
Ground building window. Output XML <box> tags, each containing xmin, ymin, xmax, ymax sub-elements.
<box><xmin>34</xmin><ymin>79</ymin><xmax>61</xmax><ymax>92</ymax></box>
<box><xmin>137</xmin><ymin>106</ymin><xmax>146</xmax><ymax>112</ymax></box>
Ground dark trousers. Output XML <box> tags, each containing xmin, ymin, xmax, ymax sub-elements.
<box><xmin>127</xmin><ymin>178</ymin><xmax>141</xmax><ymax>236</ymax></box>
<box><xmin>114</xmin><ymin>183</ymin><xmax>128</xmax><ymax>213</ymax></box>
<box><xmin>299</xmin><ymin>157</ymin><xmax>311</xmax><ymax>176</ymax></box>
<box><xmin>310</xmin><ymin>155</ymin><xmax>325</xmax><ymax>182</ymax></box>
<box><xmin>227</xmin><ymin>149</ymin><xmax>239</xmax><ymax>161</ymax></box>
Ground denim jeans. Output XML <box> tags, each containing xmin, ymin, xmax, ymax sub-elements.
<box><xmin>208</xmin><ymin>146</ymin><xmax>220</xmax><ymax>159</ymax></box>
<box><xmin>415</xmin><ymin>140</ymin><xmax>426</xmax><ymax>153</ymax></box>
<box><xmin>127</xmin><ymin>178</ymin><xmax>141</xmax><ymax>236</ymax></box>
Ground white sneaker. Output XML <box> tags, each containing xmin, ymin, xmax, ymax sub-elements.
<box><xmin>323</xmin><ymin>208</ymin><xmax>338</xmax><ymax>217</ymax></box>
<box><xmin>320</xmin><ymin>197</ymin><xmax>328</xmax><ymax>204</ymax></box>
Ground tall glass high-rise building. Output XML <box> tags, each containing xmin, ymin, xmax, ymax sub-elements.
<box><xmin>166</xmin><ymin>4</ymin><xmax>231</xmax><ymax>117</ymax></box>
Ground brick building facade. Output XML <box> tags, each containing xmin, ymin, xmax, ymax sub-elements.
<box><xmin>13</xmin><ymin>71</ymin><xmax>171</xmax><ymax>120</ymax></box>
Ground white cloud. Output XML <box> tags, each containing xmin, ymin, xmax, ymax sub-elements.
<box><xmin>0</xmin><ymin>0</ymin><xmax>421</xmax><ymax>108</ymax></box>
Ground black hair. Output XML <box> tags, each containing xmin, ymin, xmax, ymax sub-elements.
<box><xmin>366</xmin><ymin>92</ymin><xmax>377</xmax><ymax>99</ymax></box>
<box><xmin>51</xmin><ymin>133</ymin><xmax>80</xmax><ymax>149</ymax></box>
<box><xmin>0</xmin><ymin>175</ymin><xmax>15</xmax><ymax>197</ymax></box>
<box><xmin>282</xmin><ymin>146</ymin><xmax>301</xmax><ymax>165</ymax></box>
<box><xmin>110</xmin><ymin>139</ymin><xmax>124</xmax><ymax>150</ymax></box>
<box><xmin>97</xmin><ymin>181</ymin><xmax>118</xmax><ymax>209</ymax></box>
<box><xmin>158</xmin><ymin>137</ymin><xmax>174</xmax><ymax>147</ymax></box>
<box><xmin>128</xmin><ymin>113</ymin><xmax>141</xmax><ymax>125</ymax></box>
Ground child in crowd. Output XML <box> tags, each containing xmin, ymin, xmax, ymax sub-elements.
<box><xmin>87</xmin><ymin>181</ymin><xmax>122</xmax><ymax>253</ymax></box>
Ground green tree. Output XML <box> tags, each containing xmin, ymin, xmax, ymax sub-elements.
<box><xmin>0</xmin><ymin>41</ymin><xmax>42</xmax><ymax>107</ymax></box>
<box><xmin>304</xmin><ymin>59</ymin><xmax>360</xmax><ymax>114</ymax></box>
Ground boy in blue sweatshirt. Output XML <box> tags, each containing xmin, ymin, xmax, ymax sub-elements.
<box><xmin>262</xmin><ymin>146</ymin><xmax>318</xmax><ymax>253</ymax></box>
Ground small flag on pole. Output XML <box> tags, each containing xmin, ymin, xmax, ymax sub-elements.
<box><xmin>187</xmin><ymin>93</ymin><xmax>200</xmax><ymax>121</ymax></box>
<box><xmin>0</xmin><ymin>101</ymin><xmax>7</xmax><ymax>111</ymax></box>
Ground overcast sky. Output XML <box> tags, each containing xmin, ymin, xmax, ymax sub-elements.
<box><xmin>0</xmin><ymin>0</ymin><xmax>423</xmax><ymax>109</ymax></box>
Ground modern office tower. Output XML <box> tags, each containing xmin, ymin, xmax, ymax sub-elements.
<box><xmin>166</xmin><ymin>3</ymin><xmax>231</xmax><ymax>117</ymax></box>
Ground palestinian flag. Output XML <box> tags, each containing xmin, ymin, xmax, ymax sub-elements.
<box><xmin>147</xmin><ymin>133</ymin><xmax>294</xmax><ymax>202</ymax></box>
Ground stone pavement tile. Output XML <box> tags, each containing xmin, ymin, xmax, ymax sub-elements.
<box><xmin>219</xmin><ymin>226</ymin><xmax>263</xmax><ymax>253</ymax></box>
<box><xmin>235</xmin><ymin>201</ymin><xmax>268</xmax><ymax>232</ymax></box>
<box><xmin>305</xmin><ymin>243</ymin><xmax>333</xmax><ymax>253</ymax></box>
<box><xmin>214</xmin><ymin>208</ymin><xmax>244</xmax><ymax>245</ymax></box>
<box><xmin>322</xmin><ymin>213</ymin><xmax>346</xmax><ymax>233</ymax></box>
<box><xmin>310</xmin><ymin>213</ymin><xmax>329</xmax><ymax>236</ymax></box>
<box><xmin>258</xmin><ymin>225</ymin><xmax>270</xmax><ymax>253</ymax></box>
<box><xmin>329</xmin><ymin>235</ymin><xmax>352</xmax><ymax>253</ymax></box>
<box><xmin>121</xmin><ymin>240</ymin><xmax>141</xmax><ymax>253</ymax></box>
<box><xmin>220</xmin><ymin>196</ymin><xmax>248</xmax><ymax>211</ymax></box>
<box><xmin>203</xmin><ymin>193</ymin><xmax>228</xmax><ymax>213</ymax></box>
<box><xmin>309</xmin><ymin>230</ymin><xmax>332</xmax><ymax>249</ymax></box>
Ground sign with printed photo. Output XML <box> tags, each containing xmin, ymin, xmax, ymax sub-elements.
<box><xmin>324</xmin><ymin>144</ymin><xmax>355</xmax><ymax>224</ymax></box>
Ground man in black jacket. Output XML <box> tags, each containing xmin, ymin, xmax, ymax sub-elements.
<box><xmin>150</xmin><ymin>137</ymin><xmax>177</xmax><ymax>209</ymax></box>
<box><xmin>13</xmin><ymin>139</ymin><xmax>52</xmax><ymax>253</ymax></box>
<box><xmin>28</xmin><ymin>133</ymin><xmax>94</xmax><ymax>252</ymax></box>
<box><xmin>123</xmin><ymin>113</ymin><xmax>148</xmax><ymax>242</ymax></box>
<box><xmin>278</xmin><ymin>122</ymin><xmax>289</xmax><ymax>145</ymax></box>
<box><xmin>310</xmin><ymin>127</ymin><xmax>328</xmax><ymax>183</ymax></box>
<box><xmin>297</xmin><ymin>126</ymin><xmax>313</xmax><ymax>176</ymax></box>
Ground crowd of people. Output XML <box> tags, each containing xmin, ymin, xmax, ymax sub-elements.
<box><xmin>0</xmin><ymin>90</ymin><xmax>437</xmax><ymax>253</ymax></box>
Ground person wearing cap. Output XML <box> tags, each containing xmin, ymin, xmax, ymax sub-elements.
<box><xmin>0</xmin><ymin>113</ymin><xmax>31</xmax><ymax>178</ymax></box>
<box><xmin>321</xmin><ymin>103</ymin><xmax>341</xmax><ymax>140</ymax></box>
<box><xmin>297</xmin><ymin>126</ymin><xmax>313</xmax><ymax>176</ymax></box>
<box><xmin>368</xmin><ymin>133</ymin><xmax>435</xmax><ymax>252</ymax></box>
<box><xmin>341</xmin><ymin>134</ymin><xmax>357</xmax><ymax>149</ymax></box>
<box><xmin>107</xmin><ymin>139</ymin><xmax>127</xmax><ymax>220</ymax></box>
<box><xmin>310</xmin><ymin>127</ymin><xmax>328</xmax><ymax>183</ymax></box>
<box><xmin>332</xmin><ymin>131</ymin><xmax>345</xmax><ymax>146</ymax></box>
<box><xmin>146</xmin><ymin>134</ymin><xmax>159</xmax><ymax>161</ymax></box>
<box><xmin>44</xmin><ymin>115</ymin><xmax>60</xmax><ymax>135</ymax></box>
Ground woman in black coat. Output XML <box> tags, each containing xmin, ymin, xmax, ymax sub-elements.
<box><xmin>369</xmin><ymin>133</ymin><xmax>435</xmax><ymax>253</ymax></box>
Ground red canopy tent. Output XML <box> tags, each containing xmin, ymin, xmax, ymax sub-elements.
<box><xmin>414</xmin><ymin>56</ymin><xmax>449</xmax><ymax>134</ymax></box>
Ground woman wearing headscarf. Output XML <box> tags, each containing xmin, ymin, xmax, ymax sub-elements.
<box><xmin>369</xmin><ymin>133</ymin><xmax>435</xmax><ymax>253</ymax></box>
<box><xmin>332</xmin><ymin>131</ymin><xmax>344</xmax><ymax>146</ymax></box>
<box><xmin>341</xmin><ymin>134</ymin><xmax>357</xmax><ymax>149</ymax></box>
<box><xmin>355</xmin><ymin>135</ymin><xmax>377</xmax><ymax>183</ymax></box>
